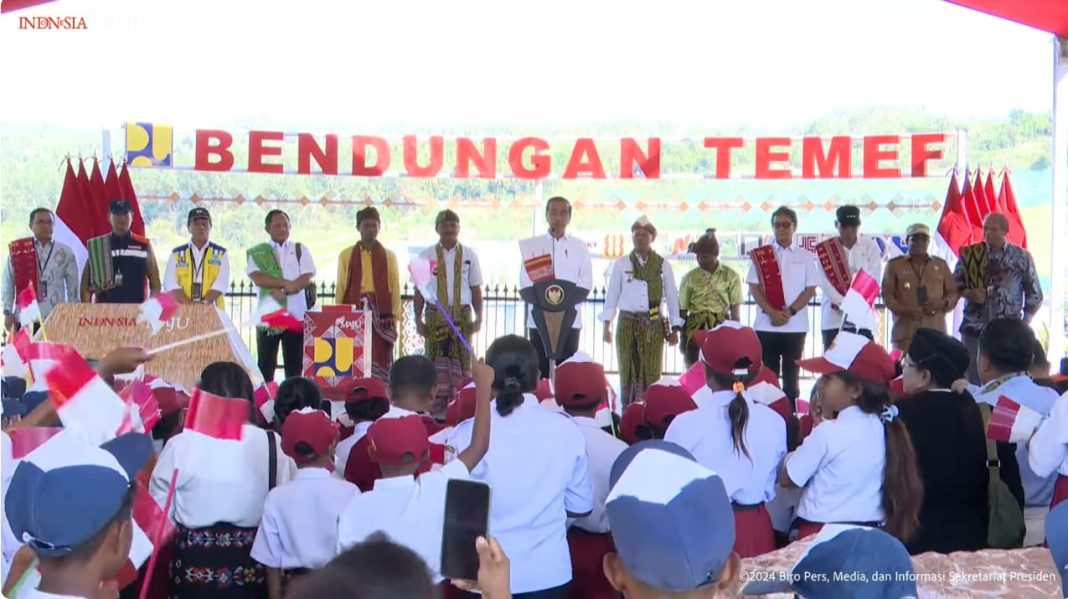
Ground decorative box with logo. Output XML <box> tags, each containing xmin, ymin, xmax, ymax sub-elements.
<box><xmin>302</xmin><ymin>305</ymin><xmax>373</xmax><ymax>400</ymax></box>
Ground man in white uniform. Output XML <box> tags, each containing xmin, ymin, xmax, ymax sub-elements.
<box><xmin>815</xmin><ymin>205</ymin><xmax>883</xmax><ymax>349</ymax></box>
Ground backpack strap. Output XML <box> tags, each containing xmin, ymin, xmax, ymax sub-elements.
<box><xmin>980</xmin><ymin>403</ymin><xmax>1001</xmax><ymax>479</ymax></box>
<box><xmin>267</xmin><ymin>429</ymin><xmax>278</xmax><ymax>490</ymax></box>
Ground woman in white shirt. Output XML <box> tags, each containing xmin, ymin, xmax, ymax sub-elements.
<box><xmin>151</xmin><ymin>361</ymin><xmax>294</xmax><ymax>599</ymax></box>
<box><xmin>449</xmin><ymin>335</ymin><xmax>594</xmax><ymax>598</ymax></box>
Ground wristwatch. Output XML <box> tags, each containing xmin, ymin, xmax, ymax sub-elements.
<box><xmin>788</xmin><ymin>307</ymin><xmax>798</xmax><ymax>316</ymax></box>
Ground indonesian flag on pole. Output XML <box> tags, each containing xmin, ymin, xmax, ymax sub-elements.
<box><xmin>118</xmin><ymin>162</ymin><xmax>147</xmax><ymax>237</ymax></box>
<box><xmin>996</xmin><ymin>170</ymin><xmax>1028</xmax><ymax>249</ymax></box>
<box><xmin>936</xmin><ymin>170</ymin><xmax>972</xmax><ymax>259</ymax></box>
<box><xmin>186</xmin><ymin>387</ymin><xmax>248</xmax><ymax>441</ymax></box>
<box><xmin>257</xmin><ymin>295</ymin><xmax>304</xmax><ymax>333</ymax></box>
<box><xmin>972</xmin><ymin>170</ymin><xmax>993</xmax><ymax>217</ymax></box>
<box><xmin>961</xmin><ymin>170</ymin><xmax>984</xmax><ymax>242</ymax></box>
<box><xmin>137</xmin><ymin>292</ymin><xmax>179</xmax><ymax>334</ymax></box>
<box><xmin>43</xmin><ymin>349</ymin><xmax>128</xmax><ymax>445</ymax></box>
<box><xmin>53</xmin><ymin>159</ymin><xmax>91</xmax><ymax>279</ymax></box>
<box><xmin>986</xmin><ymin>395</ymin><xmax>1044</xmax><ymax>444</ymax></box>
<box><xmin>839</xmin><ymin>269</ymin><xmax>879</xmax><ymax>331</ymax></box>
<box><xmin>16</xmin><ymin>285</ymin><xmax>41</xmax><ymax>328</ymax></box>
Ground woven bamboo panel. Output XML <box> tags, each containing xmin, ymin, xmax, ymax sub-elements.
<box><xmin>43</xmin><ymin>304</ymin><xmax>251</xmax><ymax>389</ymax></box>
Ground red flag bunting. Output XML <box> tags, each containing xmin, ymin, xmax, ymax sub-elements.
<box><xmin>984</xmin><ymin>169</ymin><xmax>998</xmax><ymax>215</ymax></box>
<box><xmin>996</xmin><ymin>171</ymin><xmax>1028</xmax><ymax>248</ymax></box>
<box><xmin>119</xmin><ymin>163</ymin><xmax>147</xmax><ymax>237</ymax></box>
<box><xmin>960</xmin><ymin>171</ymin><xmax>984</xmax><ymax>241</ymax></box>
<box><xmin>89</xmin><ymin>160</ymin><xmax>113</xmax><ymax>237</ymax></box>
<box><xmin>936</xmin><ymin>171</ymin><xmax>973</xmax><ymax>256</ymax></box>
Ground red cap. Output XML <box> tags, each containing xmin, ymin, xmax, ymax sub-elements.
<box><xmin>445</xmin><ymin>385</ymin><xmax>477</xmax><ymax>426</ymax></box>
<box><xmin>889</xmin><ymin>375</ymin><xmax>909</xmax><ymax>399</ymax></box>
<box><xmin>796</xmin><ymin>332</ymin><xmax>897</xmax><ymax>386</ymax></box>
<box><xmin>151</xmin><ymin>386</ymin><xmax>188</xmax><ymax>417</ymax></box>
<box><xmin>534</xmin><ymin>378</ymin><xmax>554</xmax><ymax>401</ymax></box>
<box><xmin>752</xmin><ymin>365</ymin><xmax>781</xmax><ymax>389</ymax></box>
<box><xmin>281</xmin><ymin>408</ymin><xmax>339</xmax><ymax>465</ymax></box>
<box><xmin>643</xmin><ymin>384</ymin><xmax>697</xmax><ymax>428</ymax></box>
<box><xmin>554</xmin><ymin>362</ymin><xmax>607</xmax><ymax>407</ymax></box>
<box><xmin>619</xmin><ymin>402</ymin><xmax>646</xmax><ymax>445</ymax></box>
<box><xmin>367</xmin><ymin>415</ymin><xmax>430</xmax><ymax>466</ymax></box>
<box><xmin>344</xmin><ymin>378</ymin><xmax>389</xmax><ymax>403</ymax></box>
<box><xmin>697</xmin><ymin>323</ymin><xmax>762</xmax><ymax>378</ymax></box>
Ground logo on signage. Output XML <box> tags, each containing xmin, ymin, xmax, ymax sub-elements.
<box><xmin>17</xmin><ymin>16</ymin><xmax>87</xmax><ymax>30</ymax></box>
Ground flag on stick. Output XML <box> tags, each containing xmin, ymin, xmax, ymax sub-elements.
<box><xmin>185</xmin><ymin>388</ymin><xmax>247</xmax><ymax>441</ymax></box>
<box><xmin>839</xmin><ymin>269</ymin><xmax>880</xmax><ymax>331</ymax></box>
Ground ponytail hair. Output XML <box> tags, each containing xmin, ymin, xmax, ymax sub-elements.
<box><xmin>486</xmin><ymin>335</ymin><xmax>540</xmax><ymax>417</ymax></box>
<box><xmin>707</xmin><ymin>359</ymin><xmax>754</xmax><ymax>460</ymax></box>
<box><xmin>831</xmin><ymin>371</ymin><xmax>923</xmax><ymax>541</ymax></box>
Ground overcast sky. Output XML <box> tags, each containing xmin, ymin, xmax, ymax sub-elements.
<box><xmin>0</xmin><ymin>0</ymin><xmax>1055</xmax><ymax>132</ymax></box>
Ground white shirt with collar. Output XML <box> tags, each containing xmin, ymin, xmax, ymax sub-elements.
<box><xmin>1029</xmin><ymin>391</ymin><xmax>1068</xmax><ymax>478</ymax></box>
<box><xmin>334</xmin><ymin>421</ymin><xmax>374</xmax><ymax>479</ymax></box>
<box><xmin>250</xmin><ymin>467</ymin><xmax>359</xmax><ymax>570</ymax></box>
<box><xmin>520</xmin><ymin>232</ymin><xmax>593</xmax><ymax>330</ymax></box>
<box><xmin>599</xmin><ymin>253</ymin><xmax>683</xmax><ymax>328</ymax></box>
<box><xmin>785</xmin><ymin>405</ymin><xmax>886</xmax><ymax>524</ymax></box>
<box><xmin>569</xmin><ymin>415</ymin><xmax>627</xmax><ymax>534</ymax></box>
<box><xmin>336</xmin><ymin>459</ymin><xmax>471</xmax><ymax>582</ymax></box>
<box><xmin>246</xmin><ymin>239</ymin><xmax>317</xmax><ymax>319</ymax></box>
<box><xmin>447</xmin><ymin>394</ymin><xmax>594</xmax><ymax>594</ymax></box>
<box><xmin>417</xmin><ymin>244</ymin><xmax>484</xmax><ymax>307</ymax></box>
<box><xmin>818</xmin><ymin>235</ymin><xmax>884</xmax><ymax>329</ymax></box>
<box><xmin>665</xmin><ymin>388</ymin><xmax>786</xmax><ymax>504</ymax></box>
<box><xmin>746</xmin><ymin>240</ymin><xmax>820</xmax><ymax>333</ymax></box>
<box><xmin>163</xmin><ymin>240</ymin><xmax>232</xmax><ymax>296</ymax></box>
<box><xmin>18</xmin><ymin>590</ymin><xmax>83</xmax><ymax>599</ymax></box>
<box><xmin>150</xmin><ymin>424</ymin><xmax>296</xmax><ymax>529</ymax></box>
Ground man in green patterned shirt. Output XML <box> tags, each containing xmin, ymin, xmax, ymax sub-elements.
<box><xmin>678</xmin><ymin>229</ymin><xmax>742</xmax><ymax>366</ymax></box>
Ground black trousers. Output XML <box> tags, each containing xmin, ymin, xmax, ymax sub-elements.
<box><xmin>756</xmin><ymin>331</ymin><xmax>807</xmax><ymax>407</ymax></box>
<box><xmin>256</xmin><ymin>329</ymin><xmax>304</xmax><ymax>382</ymax></box>
<box><xmin>821</xmin><ymin>327</ymin><xmax>874</xmax><ymax>350</ymax></box>
<box><xmin>529</xmin><ymin>327</ymin><xmax>580</xmax><ymax>380</ymax></box>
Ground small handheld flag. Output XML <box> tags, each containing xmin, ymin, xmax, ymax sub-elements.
<box><xmin>840</xmin><ymin>269</ymin><xmax>880</xmax><ymax>331</ymax></box>
<box><xmin>987</xmin><ymin>395</ymin><xmax>1044</xmax><ymax>444</ymax></box>
<box><xmin>16</xmin><ymin>285</ymin><xmax>41</xmax><ymax>329</ymax></box>
<box><xmin>185</xmin><ymin>388</ymin><xmax>248</xmax><ymax>441</ymax></box>
<box><xmin>137</xmin><ymin>292</ymin><xmax>179</xmax><ymax>335</ymax></box>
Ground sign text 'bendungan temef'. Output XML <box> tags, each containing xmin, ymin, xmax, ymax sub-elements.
<box><xmin>191</xmin><ymin>131</ymin><xmax>949</xmax><ymax>180</ymax></box>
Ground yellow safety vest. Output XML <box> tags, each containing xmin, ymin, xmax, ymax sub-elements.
<box><xmin>173</xmin><ymin>242</ymin><xmax>227</xmax><ymax>308</ymax></box>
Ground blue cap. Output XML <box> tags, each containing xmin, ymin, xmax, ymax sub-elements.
<box><xmin>2</xmin><ymin>376</ymin><xmax>26</xmax><ymax>399</ymax></box>
<box><xmin>1047</xmin><ymin>502</ymin><xmax>1068</xmax><ymax>597</ymax></box>
<box><xmin>2</xmin><ymin>399</ymin><xmax>26</xmax><ymax>418</ymax></box>
<box><xmin>744</xmin><ymin>525</ymin><xmax>917</xmax><ymax>598</ymax></box>
<box><xmin>606</xmin><ymin>441</ymin><xmax>735</xmax><ymax>592</ymax></box>
<box><xmin>21</xmin><ymin>391</ymin><xmax>48</xmax><ymax>414</ymax></box>
<box><xmin>5</xmin><ymin>431</ymin><xmax>152</xmax><ymax>557</ymax></box>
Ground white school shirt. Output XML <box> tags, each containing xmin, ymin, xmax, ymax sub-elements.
<box><xmin>817</xmin><ymin>235</ymin><xmax>884</xmax><ymax>329</ymax></box>
<box><xmin>570</xmin><ymin>416</ymin><xmax>627</xmax><ymax>534</ymax></box>
<box><xmin>19</xmin><ymin>591</ymin><xmax>82</xmax><ymax>599</ymax></box>
<box><xmin>448</xmin><ymin>394</ymin><xmax>594</xmax><ymax>593</ymax></box>
<box><xmin>336</xmin><ymin>459</ymin><xmax>470</xmax><ymax>583</ymax></box>
<box><xmin>1029</xmin><ymin>391</ymin><xmax>1068</xmax><ymax>477</ymax></box>
<box><xmin>250</xmin><ymin>468</ymin><xmax>359</xmax><ymax>569</ymax></box>
<box><xmin>599</xmin><ymin>254</ymin><xmax>684</xmax><ymax>328</ymax></box>
<box><xmin>1</xmin><ymin>431</ymin><xmax>16</xmax><ymax>585</ymax></box>
<box><xmin>665</xmin><ymin>389</ymin><xmax>787</xmax><ymax>504</ymax></box>
<box><xmin>417</xmin><ymin>244</ymin><xmax>484</xmax><ymax>307</ymax></box>
<box><xmin>520</xmin><ymin>233</ymin><xmax>593</xmax><ymax>330</ymax></box>
<box><xmin>150</xmin><ymin>424</ymin><xmax>297</xmax><ymax>528</ymax></box>
<box><xmin>334</xmin><ymin>421</ymin><xmax>373</xmax><ymax>479</ymax></box>
<box><xmin>785</xmin><ymin>405</ymin><xmax>886</xmax><ymax>524</ymax></box>
<box><xmin>746</xmin><ymin>240</ymin><xmax>820</xmax><ymax>333</ymax></box>
<box><xmin>975</xmin><ymin>374</ymin><xmax>1059</xmax><ymax>504</ymax></box>
<box><xmin>246</xmin><ymin>239</ymin><xmax>317</xmax><ymax>319</ymax></box>
<box><xmin>163</xmin><ymin>240</ymin><xmax>232</xmax><ymax>296</ymax></box>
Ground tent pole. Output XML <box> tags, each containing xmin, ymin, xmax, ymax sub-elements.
<box><xmin>1050</xmin><ymin>37</ymin><xmax>1068</xmax><ymax>369</ymax></box>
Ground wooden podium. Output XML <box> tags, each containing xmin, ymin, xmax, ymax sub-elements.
<box><xmin>42</xmin><ymin>303</ymin><xmax>261</xmax><ymax>389</ymax></box>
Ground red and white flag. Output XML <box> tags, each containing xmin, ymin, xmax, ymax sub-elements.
<box><xmin>257</xmin><ymin>295</ymin><xmax>304</xmax><ymax>332</ymax></box>
<box><xmin>117</xmin><ymin>380</ymin><xmax>161</xmax><ymax>435</ymax></box>
<box><xmin>748</xmin><ymin>381</ymin><xmax>792</xmax><ymax>423</ymax></box>
<box><xmin>128</xmin><ymin>485</ymin><xmax>174</xmax><ymax>570</ymax></box>
<box><xmin>43</xmin><ymin>349</ymin><xmax>128</xmax><ymax>445</ymax></box>
<box><xmin>2</xmin><ymin>327</ymin><xmax>31</xmax><ymax>378</ymax></box>
<box><xmin>16</xmin><ymin>285</ymin><xmax>41</xmax><ymax>328</ymax></box>
<box><xmin>7</xmin><ymin>427</ymin><xmax>63</xmax><ymax>459</ymax></box>
<box><xmin>254</xmin><ymin>381</ymin><xmax>280</xmax><ymax>424</ymax></box>
<box><xmin>186</xmin><ymin>387</ymin><xmax>248</xmax><ymax>441</ymax></box>
<box><xmin>996</xmin><ymin>170</ymin><xmax>1028</xmax><ymax>249</ymax></box>
<box><xmin>839</xmin><ymin>269</ymin><xmax>879</xmax><ymax>331</ymax></box>
<box><xmin>678</xmin><ymin>361</ymin><xmax>705</xmax><ymax>396</ymax></box>
<box><xmin>986</xmin><ymin>395</ymin><xmax>1044</xmax><ymax>444</ymax></box>
<box><xmin>137</xmin><ymin>292</ymin><xmax>179</xmax><ymax>334</ymax></box>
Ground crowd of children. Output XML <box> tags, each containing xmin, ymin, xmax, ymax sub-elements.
<box><xmin>2</xmin><ymin>318</ymin><xmax>1068</xmax><ymax>598</ymax></box>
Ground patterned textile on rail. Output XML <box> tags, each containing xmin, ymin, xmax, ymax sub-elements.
<box><xmin>170</xmin><ymin>522</ymin><xmax>264</xmax><ymax>599</ymax></box>
<box><xmin>363</xmin><ymin>293</ymin><xmax>398</xmax><ymax>383</ymax></box>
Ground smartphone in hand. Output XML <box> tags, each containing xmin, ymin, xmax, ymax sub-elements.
<box><xmin>441</xmin><ymin>479</ymin><xmax>491</xmax><ymax>581</ymax></box>
<box><xmin>916</xmin><ymin>286</ymin><xmax>929</xmax><ymax>306</ymax></box>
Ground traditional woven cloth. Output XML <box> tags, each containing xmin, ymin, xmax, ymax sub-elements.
<box><xmin>363</xmin><ymin>293</ymin><xmax>397</xmax><ymax>382</ymax></box>
<box><xmin>247</xmin><ymin>243</ymin><xmax>286</xmax><ymax>335</ymax></box>
<box><xmin>8</xmin><ymin>238</ymin><xmax>39</xmax><ymax>296</ymax></box>
<box><xmin>87</xmin><ymin>234</ymin><xmax>114</xmax><ymax>290</ymax></box>
<box><xmin>170</xmin><ymin>523</ymin><xmax>264</xmax><ymax>599</ymax></box>
<box><xmin>616</xmin><ymin>312</ymin><xmax>664</xmax><ymax>405</ymax></box>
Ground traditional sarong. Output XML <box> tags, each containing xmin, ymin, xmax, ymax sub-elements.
<box><xmin>815</xmin><ymin>237</ymin><xmax>851</xmax><ymax>296</ymax></box>
<box><xmin>683</xmin><ymin>311</ymin><xmax>728</xmax><ymax>367</ymax></box>
<box><xmin>425</xmin><ymin>304</ymin><xmax>473</xmax><ymax>417</ymax></box>
<box><xmin>87</xmin><ymin>234</ymin><xmax>114</xmax><ymax>290</ymax></box>
<box><xmin>617</xmin><ymin>311</ymin><xmax>664</xmax><ymax>406</ymax></box>
<box><xmin>363</xmin><ymin>293</ymin><xmax>397</xmax><ymax>383</ymax></box>
<box><xmin>749</xmin><ymin>245</ymin><xmax>786</xmax><ymax>310</ymax></box>
<box><xmin>8</xmin><ymin>238</ymin><xmax>39</xmax><ymax>297</ymax></box>
<box><xmin>170</xmin><ymin>523</ymin><xmax>264</xmax><ymax>599</ymax></box>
